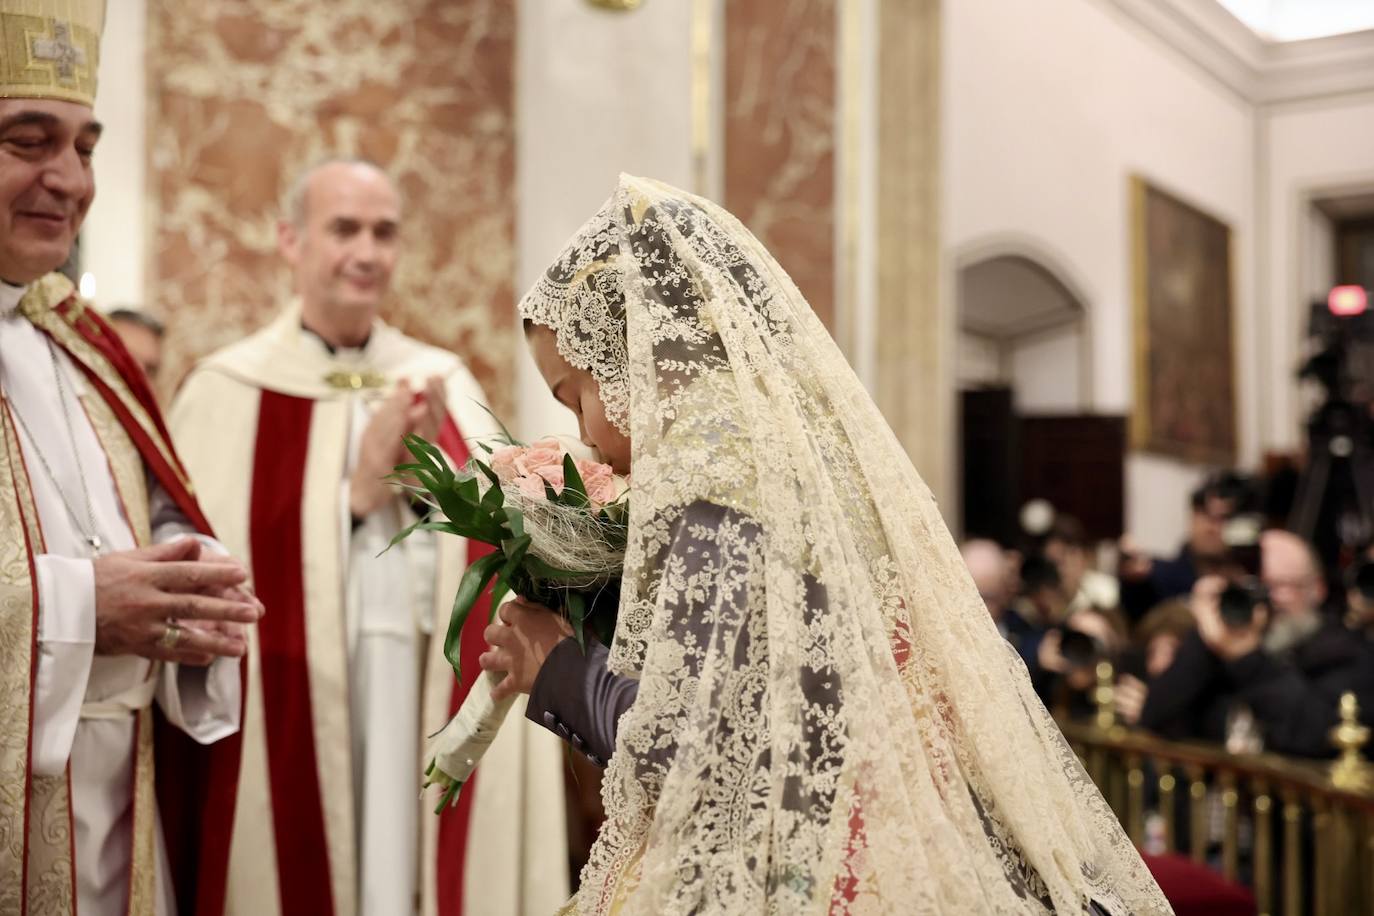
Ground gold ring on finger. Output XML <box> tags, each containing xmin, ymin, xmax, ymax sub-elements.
<box><xmin>158</xmin><ymin>622</ymin><xmax>182</xmax><ymax>650</ymax></box>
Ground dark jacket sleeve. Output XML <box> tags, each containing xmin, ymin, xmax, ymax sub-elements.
<box><xmin>1226</xmin><ymin>626</ymin><xmax>1374</xmax><ymax>758</ymax></box>
<box><xmin>525</xmin><ymin>636</ymin><xmax>639</xmax><ymax>767</ymax></box>
<box><xmin>1138</xmin><ymin>629</ymin><xmax>1228</xmax><ymax>741</ymax></box>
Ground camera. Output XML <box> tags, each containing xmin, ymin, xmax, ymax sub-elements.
<box><xmin>1057</xmin><ymin>627</ymin><xmax>1101</xmax><ymax>671</ymax></box>
<box><xmin>1218</xmin><ymin>577</ymin><xmax>1269</xmax><ymax>628</ymax></box>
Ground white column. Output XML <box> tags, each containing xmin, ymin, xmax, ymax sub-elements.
<box><xmin>85</xmin><ymin>0</ymin><xmax>148</xmax><ymax>309</ymax></box>
<box><xmin>514</xmin><ymin>0</ymin><xmax>695</xmax><ymax>441</ymax></box>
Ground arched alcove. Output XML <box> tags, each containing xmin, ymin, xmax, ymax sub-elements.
<box><xmin>954</xmin><ymin>243</ymin><xmax>1123</xmax><ymax>545</ymax></box>
<box><xmin>957</xmin><ymin>251</ymin><xmax>1089</xmax><ymax>411</ymax></box>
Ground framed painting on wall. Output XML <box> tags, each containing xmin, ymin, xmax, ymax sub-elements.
<box><xmin>1130</xmin><ymin>176</ymin><xmax>1237</xmax><ymax>465</ymax></box>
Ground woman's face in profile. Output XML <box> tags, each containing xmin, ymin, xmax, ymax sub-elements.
<box><xmin>527</xmin><ymin>323</ymin><xmax>632</xmax><ymax>475</ymax></box>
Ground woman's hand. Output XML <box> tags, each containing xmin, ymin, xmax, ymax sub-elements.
<box><xmin>481</xmin><ymin>597</ymin><xmax>574</xmax><ymax>701</ymax></box>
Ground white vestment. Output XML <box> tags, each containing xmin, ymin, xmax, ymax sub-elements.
<box><xmin>0</xmin><ymin>281</ymin><xmax>241</xmax><ymax>916</ymax></box>
<box><xmin>171</xmin><ymin>305</ymin><xmax>568</xmax><ymax>916</ymax></box>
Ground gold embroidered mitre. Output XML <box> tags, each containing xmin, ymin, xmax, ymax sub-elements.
<box><xmin>0</xmin><ymin>0</ymin><xmax>104</xmax><ymax>107</ymax></box>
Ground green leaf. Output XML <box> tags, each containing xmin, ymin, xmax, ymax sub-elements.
<box><xmin>455</xmin><ymin>475</ymin><xmax>482</xmax><ymax>506</ymax></box>
<box><xmin>505</xmin><ymin>508</ymin><xmax>525</xmax><ymax>539</ymax></box>
<box><xmin>480</xmin><ymin>479</ymin><xmax>505</xmax><ymax>512</ymax></box>
<box><xmin>434</xmin><ymin>778</ymin><xmax>464</xmax><ymax>815</ymax></box>
<box><xmin>491</xmin><ymin>535</ymin><xmax>532</xmax><ymax>618</ymax></box>
<box><xmin>591</xmin><ymin>608</ymin><xmax>616</xmax><ymax>648</ymax></box>
<box><xmin>474</xmin><ymin>458</ymin><xmax>502</xmax><ymax>489</ymax></box>
<box><xmin>566</xmin><ymin>591</ymin><xmax>587</xmax><ymax>652</ymax></box>
<box><xmin>559</xmin><ymin>453</ymin><xmax>590</xmax><ymax>508</ymax></box>
<box><xmin>403</xmin><ymin>434</ymin><xmax>454</xmax><ymax>483</ymax></box>
<box><xmin>473</xmin><ymin>400</ymin><xmax>520</xmax><ymax>446</ymax></box>
<box><xmin>382</xmin><ymin>517</ymin><xmax>427</xmax><ymax>554</ymax></box>
<box><xmin>443</xmin><ymin>551</ymin><xmax>504</xmax><ymax>682</ymax></box>
<box><xmin>489</xmin><ymin>579</ymin><xmax>510</xmax><ymax>613</ymax></box>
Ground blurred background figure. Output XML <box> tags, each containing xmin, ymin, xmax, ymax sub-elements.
<box><xmin>1044</xmin><ymin>514</ymin><xmax>1120</xmax><ymax>618</ymax></box>
<box><xmin>103</xmin><ymin>305</ymin><xmax>164</xmax><ymax>382</ymax></box>
<box><xmin>1118</xmin><ymin>474</ymin><xmax>1251</xmax><ymax>623</ymax></box>
<box><xmin>961</xmin><ymin>537</ymin><xmax>1017</xmax><ymax>629</ymax></box>
<box><xmin>1118</xmin><ymin>529</ymin><xmax>1374</xmax><ymax>757</ymax></box>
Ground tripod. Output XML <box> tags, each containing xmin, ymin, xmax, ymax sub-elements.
<box><xmin>1289</xmin><ymin>395</ymin><xmax>1374</xmax><ymax>573</ymax></box>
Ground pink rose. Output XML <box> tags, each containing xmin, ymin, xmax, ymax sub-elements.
<box><xmin>515</xmin><ymin>474</ymin><xmax>549</xmax><ymax>501</ymax></box>
<box><xmin>530</xmin><ymin>436</ymin><xmax>563</xmax><ymax>451</ymax></box>
<box><xmin>489</xmin><ymin>445</ymin><xmax>524</xmax><ymax>482</ymax></box>
<box><xmin>533</xmin><ymin>464</ymin><xmax>565</xmax><ymax>494</ymax></box>
<box><xmin>514</xmin><ymin>444</ymin><xmax>564</xmax><ymax>478</ymax></box>
<box><xmin>575</xmin><ymin>459</ymin><xmax>618</xmax><ymax>507</ymax></box>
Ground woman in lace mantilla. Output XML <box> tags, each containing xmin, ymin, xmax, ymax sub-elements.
<box><xmin>479</xmin><ymin>174</ymin><xmax>1172</xmax><ymax>916</ymax></box>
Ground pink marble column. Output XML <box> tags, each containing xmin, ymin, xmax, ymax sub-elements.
<box><xmin>146</xmin><ymin>2</ymin><xmax>516</xmax><ymax>409</ymax></box>
<box><xmin>724</xmin><ymin>0</ymin><xmax>837</xmax><ymax>330</ymax></box>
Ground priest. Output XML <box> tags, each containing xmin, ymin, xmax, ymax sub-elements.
<box><xmin>0</xmin><ymin>2</ymin><xmax>256</xmax><ymax>913</ymax></box>
<box><xmin>170</xmin><ymin>159</ymin><xmax>568</xmax><ymax>916</ymax></box>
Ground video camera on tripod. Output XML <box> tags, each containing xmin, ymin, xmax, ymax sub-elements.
<box><xmin>1291</xmin><ymin>285</ymin><xmax>1374</xmax><ymax>569</ymax></box>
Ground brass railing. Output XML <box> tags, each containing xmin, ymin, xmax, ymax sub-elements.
<box><xmin>1058</xmin><ymin>664</ymin><xmax>1374</xmax><ymax>916</ymax></box>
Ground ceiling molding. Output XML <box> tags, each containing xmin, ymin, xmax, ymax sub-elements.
<box><xmin>1102</xmin><ymin>0</ymin><xmax>1374</xmax><ymax>105</ymax></box>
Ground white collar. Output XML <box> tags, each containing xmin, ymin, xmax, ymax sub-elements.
<box><xmin>0</xmin><ymin>280</ymin><xmax>27</xmax><ymax>316</ymax></box>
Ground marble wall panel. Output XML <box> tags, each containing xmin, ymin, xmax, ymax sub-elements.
<box><xmin>146</xmin><ymin>1</ymin><xmax>516</xmax><ymax>411</ymax></box>
<box><xmin>724</xmin><ymin>0</ymin><xmax>836</xmax><ymax>330</ymax></box>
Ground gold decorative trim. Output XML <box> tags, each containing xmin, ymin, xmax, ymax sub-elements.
<box><xmin>1129</xmin><ymin>175</ymin><xmax>1151</xmax><ymax>453</ymax></box>
<box><xmin>0</xmin><ymin>399</ymin><xmax>77</xmax><ymax>913</ymax></box>
<box><xmin>0</xmin><ymin>3</ymin><xmax>105</xmax><ymax>107</ymax></box>
<box><xmin>20</xmin><ymin>272</ymin><xmax>194</xmax><ymax>492</ymax></box>
<box><xmin>322</xmin><ymin>369</ymin><xmax>387</xmax><ymax>391</ymax></box>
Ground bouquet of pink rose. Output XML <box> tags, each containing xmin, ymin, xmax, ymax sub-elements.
<box><xmin>390</xmin><ymin>429</ymin><xmax>627</xmax><ymax>811</ymax></box>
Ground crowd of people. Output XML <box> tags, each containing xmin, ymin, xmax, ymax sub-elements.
<box><xmin>963</xmin><ymin>473</ymin><xmax>1374</xmax><ymax>760</ymax></box>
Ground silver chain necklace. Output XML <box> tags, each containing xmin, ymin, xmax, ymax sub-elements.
<box><xmin>0</xmin><ymin>339</ymin><xmax>106</xmax><ymax>556</ymax></box>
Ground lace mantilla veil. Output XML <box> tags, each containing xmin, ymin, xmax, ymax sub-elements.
<box><xmin>519</xmin><ymin>174</ymin><xmax>1171</xmax><ymax>915</ymax></box>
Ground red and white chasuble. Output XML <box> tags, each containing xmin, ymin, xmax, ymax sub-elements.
<box><xmin>0</xmin><ymin>273</ymin><xmax>243</xmax><ymax>916</ymax></box>
<box><xmin>169</xmin><ymin>303</ymin><xmax>568</xmax><ymax>916</ymax></box>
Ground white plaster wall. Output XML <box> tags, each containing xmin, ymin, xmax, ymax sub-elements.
<box><xmin>957</xmin><ymin>331</ymin><xmax>1003</xmax><ymax>388</ymax></box>
<box><xmin>84</xmin><ymin>0</ymin><xmax>147</xmax><ymax>310</ymax></box>
<box><xmin>1305</xmin><ymin>205</ymin><xmax>1336</xmax><ymax>301</ymax></box>
<box><xmin>1011</xmin><ymin>329</ymin><xmax>1083</xmax><ymax>414</ymax></box>
<box><xmin>944</xmin><ymin>0</ymin><xmax>1258</xmax><ymax>552</ymax></box>
<box><xmin>515</xmin><ymin>0</ymin><xmax>694</xmax><ymax>441</ymax></box>
<box><xmin>1262</xmin><ymin>95</ymin><xmax>1374</xmax><ymax>452</ymax></box>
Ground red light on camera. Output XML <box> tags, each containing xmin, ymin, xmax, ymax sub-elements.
<box><xmin>1329</xmin><ymin>285</ymin><xmax>1368</xmax><ymax>317</ymax></box>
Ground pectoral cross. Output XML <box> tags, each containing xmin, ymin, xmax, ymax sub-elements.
<box><xmin>31</xmin><ymin>22</ymin><xmax>87</xmax><ymax>82</ymax></box>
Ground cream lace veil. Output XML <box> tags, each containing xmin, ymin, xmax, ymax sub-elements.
<box><xmin>518</xmin><ymin>174</ymin><xmax>1170</xmax><ymax>915</ymax></box>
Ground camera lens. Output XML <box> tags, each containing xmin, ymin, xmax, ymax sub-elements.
<box><xmin>1059</xmin><ymin>629</ymin><xmax>1099</xmax><ymax>669</ymax></box>
<box><xmin>1218</xmin><ymin>582</ymin><xmax>1261</xmax><ymax>627</ymax></box>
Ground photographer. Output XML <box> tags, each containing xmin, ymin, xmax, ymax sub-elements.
<box><xmin>1044</xmin><ymin>515</ymin><xmax>1121</xmax><ymax>617</ymax></box>
<box><xmin>1005</xmin><ymin>555</ymin><xmax>1123</xmax><ymax>707</ymax></box>
<box><xmin>1118</xmin><ymin>473</ymin><xmax>1247</xmax><ymax>623</ymax></box>
<box><xmin>1125</xmin><ymin>530</ymin><xmax>1374</xmax><ymax>757</ymax></box>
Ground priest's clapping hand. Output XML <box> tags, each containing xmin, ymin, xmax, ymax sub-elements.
<box><xmin>92</xmin><ymin>537</ymin><xmax>264</xmax><ymax>666</ymax></box>
<box><xmin>349</xmin><ymin>376</ymin><xmax>449</xmax><ymax>518</ymax></box>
